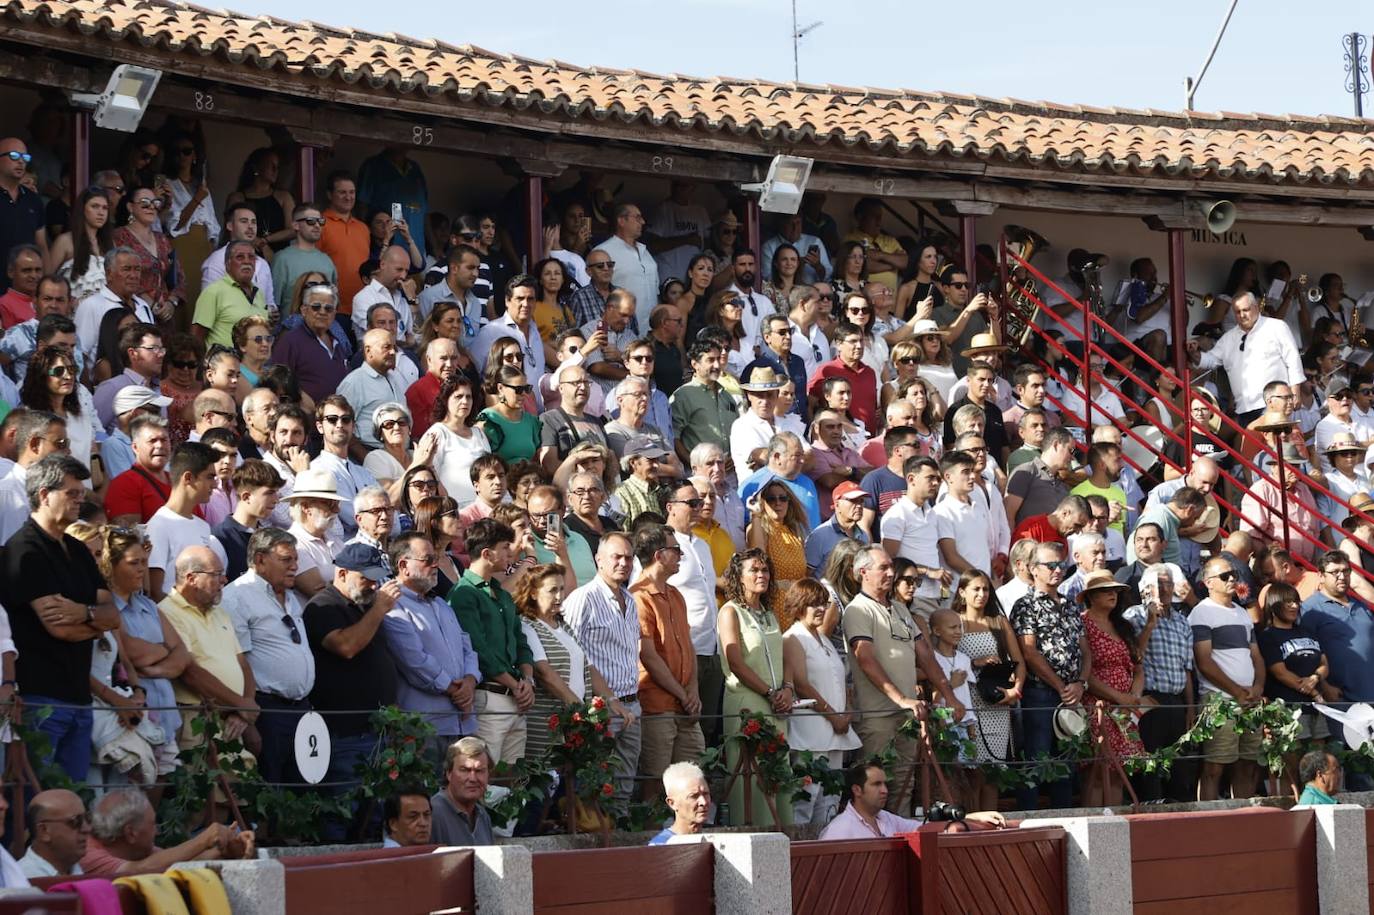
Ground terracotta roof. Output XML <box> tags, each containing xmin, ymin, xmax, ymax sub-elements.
<box><xmin>8</xmin><ymin>0</ymin><xmax>1374</xmax><ymax>187</ymax></box>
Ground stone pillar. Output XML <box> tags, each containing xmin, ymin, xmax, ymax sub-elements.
<box><xmin>704</xmin><ymin>832</ymin><xmax>792</xmax><ymax>915</ymax></box>
<box><xmin>1020</xmin><ymin>816</ymin><xmax>1132</xmax><ymax>915</ymax></box>
<box><xmin>177</xmin><ymin>858</ymin><xmax>286</xmax><ymax>915</ymax></box>
<box><xmin>1296</xmin><ymin>803</ymin><xmax>1369</xmax><ymax>915</ymax></box>
<box><xmin>438</xmin><ymin>844</ymin><xmax>533</xmax><ymax>915</ymax></box>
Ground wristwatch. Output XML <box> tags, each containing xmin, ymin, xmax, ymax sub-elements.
<box><xmin>84</xmin><ymin>605</ymin><xmax>95</xmax><ymax>624</ymax></box>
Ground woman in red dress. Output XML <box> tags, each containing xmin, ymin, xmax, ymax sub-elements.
<box><xmin>1079</xmin><ymin>571</ymin><xmax>1147</xmax><ymax>807</ymax></box>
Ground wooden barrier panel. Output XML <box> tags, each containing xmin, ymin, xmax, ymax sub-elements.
<box><xmin>282</xmin><ymin>845</ymin><xmax>476</xmax><ymax>915</ymax></box>
<box><xmin>911</xmin><ymin>824</ymin><xmax>1067</xmax><ymax>915</ymax></box>
<box><xmin>0</xmin><ymin>894</ymin><xmax>81</xmax><ymax>914</ymax></box>
<box><xmin>1364</xmin><ymin>808</ymin><xmax>1374</xmax><ymax>914</ymax></box>
<box><xmin>1127</xmin><ymin>807</ymin><xmax>1317</xmax><ymax>915</ymax></box>
<box><xmin>532</xmin><ymin>844</ymin><xmax>712</xmax><ymax>915</ymax></box>
<box><xmin>790</xmin><ymin>837</ymin><xmax>915</xmax><ymax>915</ymax></box>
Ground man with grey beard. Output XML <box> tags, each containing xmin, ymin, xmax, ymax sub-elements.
<box><xmin>303</xmin><ymin>542</ymin><xmax>402</xmax><ymax>835</ymax></box>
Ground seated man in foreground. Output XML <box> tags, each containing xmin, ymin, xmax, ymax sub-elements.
<box><xmin>81</xmin><ymin>788</ymin><xmax>255</xmax><ymax>875</ymax></box>
<box><xmin>819</xmin><ymin>759</ymin><xmax>1005</xmax><ymax>840</ymax></box>
<box><xmin>648</xmin><ymin>762</ymin><xmax>711</xmax><ymax>845</ymax></box>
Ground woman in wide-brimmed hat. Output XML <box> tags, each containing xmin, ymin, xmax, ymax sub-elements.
<box><xmin>1079</xmin><ymin>569</ymin><xmax>1145</xmax><ymax>807</ymax></box>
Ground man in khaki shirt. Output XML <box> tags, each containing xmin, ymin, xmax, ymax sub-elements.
<box><xmin>160</xmin><ymin>545</ymin><xmax>260</xmax><ymax>753</ymax></box>
<box><xmin>843</xmin><ymin>547</ymin><xmax>963</xmax><ymax>814</ymax></box>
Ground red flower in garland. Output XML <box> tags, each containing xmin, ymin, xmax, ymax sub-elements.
<box><xmin>592</xmin><ymin>696</ymin><xmax>606</xmax><ymax>710</ymax></box>
<box><xmin>388</xmin><ymin>769</ymin><xmax>399</xmax><ymax>780</ymax></box>
<box><xmin>741</xmin><ymin>719</ymin><xmax>761</xmax><ymax>737</ymax></box>
<box><xmin>572</xmin><ymin>712</ymin><xmax>583</xmax><ymax>723</ymax></box>
<box><xmin>601</xmin><ymin>783</ymin><xmax>614</xmax><ymax>797</ymax></box>
<box><xmin>548</xmin><ymin>715</ymin><xmax>560</xmax><ymax>731</ymax></box>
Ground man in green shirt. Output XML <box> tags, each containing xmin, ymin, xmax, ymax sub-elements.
<box><xmin>193</xmin><ymin>241</ymin><xmax>269</xmax><ymax>348</ymax></box>
<box><xmin>1296</xmin><ymin>749</ymin><xmax>1341</xmax><ymax>805</ymax></box>
<box><xmin>669</xmin><ymin>340</ymin><xmax>739</xmax><ymax>470</ymax></box>
<box><xmin>449</xmin><ymin>518</ymin><xmax>535</xmax><ymax>765</ymax></box>
<box><xmin>271</xmin><ymin>204</ymin><xmax>337</xmax><ymax>306</ymax></box>
<box><xmin>1070</xmin><ymin>442</ymin><xmax>1128</xmax><ymax>534</ymax></box>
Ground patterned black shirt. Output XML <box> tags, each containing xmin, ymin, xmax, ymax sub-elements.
<box><xmin>1011</xmin><ymin>589</ymin><xmax>1084</xmax><ymax>690</ymax></box>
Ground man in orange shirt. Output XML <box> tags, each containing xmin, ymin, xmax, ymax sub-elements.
<box><xmin>630</xmin><ymin>522</ymin><xmax>703</xmax><ymax>801</ymax></box>
<box><xmin>317</xmin><ymin>170</ymin><xmax>369</xmax><ymax>333</ymax></box>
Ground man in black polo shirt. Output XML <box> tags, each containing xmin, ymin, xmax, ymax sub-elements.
<box><xmin>0</xmin><ymin>138</ymin><xmax>47</xmax><ymax>294</ymax></box>
<box><xmin>0</xmin><ymin>455</ymin><xmax>118</xmax><ymax>780</ymax></box>
<box><xmin>302</xmin><ymin>543</ymin><xmax>400</xmax><ymax>837</ymax></box>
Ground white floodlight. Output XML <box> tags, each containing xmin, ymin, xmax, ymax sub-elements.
<box><xmin>741</xmin><ymin>155</ymin><xmax>814</xmax><ymax>215</ymax></box>
<box><xmin>69</xmin><ymin>65</ymin><xmax>162</xmax><ymax>133</ymax></box>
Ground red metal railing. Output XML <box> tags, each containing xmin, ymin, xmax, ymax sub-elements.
<box><xmin>999</xmin><ymin>234</ymin><xmax>1374</xmax><ymax>579</ymax></box>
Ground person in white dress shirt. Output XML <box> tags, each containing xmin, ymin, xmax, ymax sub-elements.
<box><xmin>351</xmin><ymin>245</ymin><xmax>415</xmax><ymax>346</ymax></box>
<box><xmin>18</xmin><ymin>789</ymin><xmax>87</xmax><ymax>878</ymax></box>
<box><xmin>593</xmin><ymin>203</ymin><xmax>658</xmax><ymax>334</ymax></box>
<box><xmin>1192</xmin><ymin>292</ymin><xmax>1304</xmax><ymax>425</ymax></box>
<box><xmin>726</xmin><ymin>250</ymin><xmax>774</xmax><ymax>347</ymax></box>
<box><xmin>74</xmin><ymin>249</ymin><xmax>156</xmax><ymax>364</ymax></box>
<box><xmin>199</xmin><ymin>203</ymin><xmax>275</xmax><ymax>313</ymax></box>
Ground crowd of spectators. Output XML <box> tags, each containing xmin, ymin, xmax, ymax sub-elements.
<box><xmin>0</xmin><ymin>115</ymin><xmax>1372</xmax><ymax>859</ymax></box>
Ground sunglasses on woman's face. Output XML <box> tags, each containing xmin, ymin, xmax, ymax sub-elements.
<box><xmin>380</xmin><ymin>418</ymin><xmax>411</xmax><ymax>431</ymax></box>
<box><xmin>501</xmin><ymin>382</ymin><xmax>533</xmax><ymax>395</ymax></box>
<box><xmin>170</xmin><ymin>358</ymin><xmax>198</xmax><ymax>370</ymax></box>
<box><xmin>46</xmin><ymin>364</ymin><xmax>75</xmax><ymax>379</ymax></box>
<box><xmin>764</xmin><ymin>492</ymin><xmax>790</xmax><ymax>504</ymax></box>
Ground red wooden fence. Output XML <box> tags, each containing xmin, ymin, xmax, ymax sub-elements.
<box><xmin>531</xmin><ymin>843</ymin><xmax>713</xmax><ymax>915</ymax></box>
<box><xmin>911</xmin><ymin>824</ymin><xmax>1067</xmax><ymax>915</ymax></box>
<box><xmin>280</xmin><ymin>844</ymin><xmax>476</xmax><ymax>915</ymax></box>
<box><xmin>1127</xmin><ymin>807</ymin><xmax>1316</xmax><ymax>915</ymax></box>
<box><xmin>791</xmin><ymin>837</ymin><xmax>915</xmax><ymax>915</ymax></box>
<box><xmin>1365</xmin><ymin>809</ymin><xmax>1374</xmax><ymax>914</ymax></box>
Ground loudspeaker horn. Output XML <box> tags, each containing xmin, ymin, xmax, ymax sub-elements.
<box><xmin>1197</xmin><ymin>200</ymin><xmax>1237</xmax><ymax>234</ymax></box>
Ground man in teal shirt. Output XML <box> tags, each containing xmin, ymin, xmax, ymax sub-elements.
<box><xmin>1296</xmin><ymin>749</ymin><xmax>1341</xmax><ymax>805</ymax></box>
<box><xmin>449</xmin><ymin>518</ymin><xmax>535</xmax><ymax>765</ymax></box>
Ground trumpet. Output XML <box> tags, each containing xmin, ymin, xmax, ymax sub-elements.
<box><xmin>1184</xmin><ymin>289</ymin><xmax>1215</xmax><ymax>308</ymax></box>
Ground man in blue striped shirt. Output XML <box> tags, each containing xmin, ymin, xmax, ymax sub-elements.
<box><xmin>562</xmin><ymin>532</ymin><xmax>644</xmax><ymax>803</ymax></box>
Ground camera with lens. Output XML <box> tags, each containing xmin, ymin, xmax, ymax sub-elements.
<box><xmin>926</xmin><ymin>800</ymin><xmax>966</xmax><ymax>823</ymax></box>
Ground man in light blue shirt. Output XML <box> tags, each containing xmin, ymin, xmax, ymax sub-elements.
<box><xmin>381</xmin><ymin>532</ymin><xmax>480</xmax><ymax>751</ymax></box>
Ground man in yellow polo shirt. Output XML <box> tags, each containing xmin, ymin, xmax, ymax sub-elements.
<box><xmin>843</xmin><ymin>197</ymin><xmax>908</xmax><ymax>293</ymax></box>
<box><xmin>159</xmin><ymin>544</ymin><xmax>260</xmax><ymax>752</ymax></box>
<box><xmin>192</xmin><ymin>241</ymin><xmax>269</xmax><ymax>349</ymax></box>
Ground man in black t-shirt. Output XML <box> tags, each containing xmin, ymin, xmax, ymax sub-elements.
<box><xmin>0</xmin><ymin>138</ymin><xmax>46</xmax><ymax>295</ymax></box>
<box><xmin>0</xmin><ymin>455</ymin><xmax>118</xmax><ymax>781</ymax></box>
<box><xmin>302</xmin><ymin>543</ymin><xmax>400</xmax><ymax>836</ymax></box>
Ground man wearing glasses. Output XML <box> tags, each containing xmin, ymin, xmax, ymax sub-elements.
<box><xmin>93</xmin><ymin>322</ymin><xmax>165</xmax><ymax>430</ymax></box>
<box><xmin>1315</xmin><ymin>375</ymin><xmax>1374</xmax><ymax>473</ymax></box>
<box><xmin>271</xmin><ymin>283</ymin><xmax>350</xmax><ymax>404</ymax></box>
<box><xmin>309</xmin><ymin>395</ymin><xmax>381</xmax><ymax>537</ymax></box>
<box><xmin>18</xmin><ymin>789</ymin><xmax>89</xmax><ymax>878</ymax></box>
<box><xmin>271</xmin><ymin>203</ymin><xmax>337</xmax><ymax>307</ymax></box>
<box><xmin>221</xmin><ymin>528</ymin><xmax>316</xmax><ymax>786</ymax></box>
<box><xmin>592</xmin><ymin>202</ymin><xmax>658</xmax><ymax>334</ymax></box>
<box><xmin>569</xmin><ymin>250</ymin><xmax>617</xmax><ymax>329</ymax></box>
<box><xmin>1302</xmin><ymin>554</ymin><xmax>1374</xmax><ymax>763</ymax></box>
<box><xmin>194</xmin><ymin>240</ymin><xmax>270</xmax><ymax>349</ymax></box>
<box><xmin>1190</xmin><ymin>293</ymin><xmax>1304</xmax><ymax>426</ymax></box>
<box><xmin>199</xmin><ymin>205</ymin><xmax>276</xmax><ymax>318</ymax></box>
<box><xmin>786</xmin><ymin>285</ymin><xmax>831</xmax><ymax>380</ymax></box>
<box><xmin>471</xmin><ymin>275</ymin><xmax>545</xmax><ymax>383</ymax></box>
<box><xmin>0</xmin><ymin>137</ymin><xmax>47</xmax><ymax>293</ymax></box>
<box><xmin>1192</xmin><ymin>557</ymin><xmax>1266</xmax><ymax>800</ymax></box>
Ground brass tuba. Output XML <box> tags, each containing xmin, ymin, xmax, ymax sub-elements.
<box><xmin>1003</xmin><ymin>225</ymin><xmax>1051</xmax><ymax>349</ymax></box>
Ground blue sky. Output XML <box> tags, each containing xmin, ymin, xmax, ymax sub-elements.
<box><xmin>266</xmin><ymin>0</ymin><xmax>1369</xmax><ymax>118</ymax></box>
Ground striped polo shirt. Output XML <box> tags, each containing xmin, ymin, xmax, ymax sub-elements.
<box><xmin>1190</xmin><ymin>597</ymin><xmax>1256</xmax><ymax>693</ymax></box>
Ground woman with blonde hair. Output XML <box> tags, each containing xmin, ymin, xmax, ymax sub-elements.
<box><xmin>745</xmin><ymin>479</ymin><xmax>808</xmax><ymax>618</ymax></box>
<box><xmin>781</xmin><ymin>578</ymin><xmax>860</xmax><ymax>824</ymax></box>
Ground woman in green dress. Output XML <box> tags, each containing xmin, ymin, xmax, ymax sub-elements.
<box><xmin>718</xmin><ymin>548</ymin><xmax>796</xmax><ymax>828</ymax></box>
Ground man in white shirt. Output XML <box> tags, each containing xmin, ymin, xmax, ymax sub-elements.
<box><xmin>730</xmin><ymin>365</ymin><xmax>785</xmax><ymax>477</ymax></box>
<box><xmin>645</xmin><ymin>181</ymin><xmax>707</xmax><ymax>286</ymax></box>
<box><xmin>309</xmin><ymin>395</ymin><xmax>381</xmax><ymax>538</ymax></box>
<box><xmin>0</xmin><ymin>409</ymin><xmax>67</xmax><ymax>544</ymax></box>
<box><xmin>200</xmin><ymin>203</ymin><xmax>276</xmax><ymax>313</ymax></box>
<box><xmin>221</xmin><ymin>527</ymin><xmax>316</xmax><ymax>785</ymax></box>
<box><xmin>1192</xmin><ymin>292</ymin><xmax>1304</xmax><ymax>425</ymax></box>
<box><xmin>471</xmin><ymin>274</ymin><xmax>545</xmax><ymax>382</ymax></box>
<box><xmin>762</xmin><ymin>213</ymin><xmax>831</xmax><ymax>285</ymax></box>
<box><xmin>996</xmin><ymin>539</ymin><xmax>1037</xmax><ymax>615</ymax></box>
<box><xmin>879</xmin><ymin>455</ymin><xmax>950</xmax><ymax>618</ymax></box>
<box><xmin>417</xmin><ymin>244</ymin><xmax>484</xmax><ymax>338</ymax></box>
<box><xmin>593</xmin><ymin>203</ymin><xmax>659</xmax><ymax>334</ymax></box>
<box><xmin>352</xmin><ymin>245</ymin><xmax>415</xmax><ymax>346</ymax></box>
<box><xmin>74</xmin><ymin>248</ymin><xmax>156</xmax><ymax>364</ymax></box>
<box><xmin>18</xmin><ymin>789</ymin><xmax>87</xmax><ymax>879</ymax></box>
<box><xmin>726</xmin><ymin>249</ymin><xmax>774</xmax><ymax>347</ymax></box>
<box><xmin>787</xmin><ymin>284</ymin><xmax>831</xmax><ymax>380</ymax></box>
<box><xmin>934</xmin><ymin>450</ymin><xmax>992</xmax><ymax>580</ymax></box>
<box><xmin>1314</xmin><ymin>375</ymin><xmax>1374</xmax><ymax>473</ymax></box>
<box><xmin>146</xmin><ymin>441</ymin><xmax>228</xmax><ymax>601</ymax></box>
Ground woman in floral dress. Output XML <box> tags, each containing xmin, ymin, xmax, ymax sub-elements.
<box><xmin>1079</xmin><ymin>571</ymin><xmax>1146</xmax><ymax>807</ymax></box>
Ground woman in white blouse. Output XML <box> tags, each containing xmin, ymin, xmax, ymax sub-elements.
<box><xmin>423</xmin><ymin>375</ymin><xmax>491</xmax><ymax>507</ymax></box>
<box><xmin>781</xmin><ymin>578</ymin><xmax>860</xmax><ymax>825</ymax></box>
<box><xmin>162</xmin><ymin>132</ymin><xmax>219</xmax><ymax>306</ymax></box>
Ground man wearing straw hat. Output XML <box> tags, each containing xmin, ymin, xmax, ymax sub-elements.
<box><xmin>730</xmin><ymin>364</ymin><xmax>787</xmax><ymax>476</ymax></box>
<box><xmin>947</xmin><ymin>332</ymin><xmax>1015</xmax><ymax>413</ymax></box>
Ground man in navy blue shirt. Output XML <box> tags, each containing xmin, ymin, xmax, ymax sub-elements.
<box><xmin>743</xmin><ymin>314</ymin><xmax>808</xmax><ymax>421</ymax></box>
<box><xmin>859</xmin><ymin>426</ymin><xmax>920</xmax><ymax>538</ymax></box>
<box><xmin>805</xmin><ymin>482</ymin><xmax>870</xmax><ymax>575</ymax></box>
<box><xmin>0</xmin><ymin>138</ymin><xmax>47</xmax><ymax>294</ymax></box>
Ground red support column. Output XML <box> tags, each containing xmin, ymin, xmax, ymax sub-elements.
<box><xmin>296</xmin><ymin>145</ymin><xmax>316</xmax><ymax>205</ymax></box>
<box><xmin>71</xmin><ymin>111</ymin><xmax>90</xmax><ymax>193</ymax></box>
<box><xmin>523</xmin><ymin>174</ymin><xmax>543</xmax><ymax>271</ymax></box>
<box><xmin>960</xmin><ymin>214</ymin><xmax>977</xmax><ymax>285</ymax></box>
<box><xmin>1167</xmin><ymin>228</ymin><xmax>1193</xmax><ymax>470</ymax></box>
<box><xmin>745</xmin><ymin>198</ymin><xmax>761</xmax><ymax>260</ymax></box>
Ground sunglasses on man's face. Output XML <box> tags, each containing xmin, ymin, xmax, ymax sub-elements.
<box><xmin>3</xmin><ymin>151</ymin><xmax>32</xmax><ymax>163</ymax></box>
<box><xmin>322</xmin><ymin>413</ymin><xmax>354</xmax><ymax>425</ymax></box>
<box><xmin>296</xmin><ymin>216</ymin><xmax>325</xmax><ymax>227</ymax></box>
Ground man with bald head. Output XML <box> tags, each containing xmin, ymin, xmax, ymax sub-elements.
<box><xmin>188</xmin><ymin>388</ymin><xmax>238</xmax><ymax>444</ymax></box>
<box><xmin>352</xmin><ymin>245</ymin><xmax>416</xmax><ymax>347</ymax></box>
<box><xmin>19</xmin><ymin>789</ymin><xmax>88</xmax><ymax>878</ymax></box>
<box><xmin>338</xmin><ymin>328</ymin><xmax>407</xmax><ymax>449</ymax></box>
<box><xmin>1192</xmin><ymin>556</ymin><xmax>1266</xmax><ymax>799</ymax></box>
<box><xmin>1191</xmin><ymin>293</ymin><xmax>1304</xmax><ymax>425</ymax></box>
<box><xmin>0</xmin><ymin>137</ymin><xmax>47</xmax><ymax>294</ymax></box>
<box><xmin>160</xmin><ymin>545</ymin><xmax>260</xmax><ymax>753</ymax></box>
<box><xmin>1143</xmin><ymin>455</ymin><xmax>1221</xmax><ymax>585</ymax></box>
<box><xmin>861</xmin><ymin>399</ymin><xmax>918</xmax><ymax>468</ymax></box>
<box><xmin>406</xmin><ymin>335</ymin><xmax>461</xmax><ymax>438</ymax></box>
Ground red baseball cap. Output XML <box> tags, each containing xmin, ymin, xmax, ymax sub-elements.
<box><xmin>831</xmin><ymin>481</ymin><xmax>866</xmax><ymax>508</ymax></box>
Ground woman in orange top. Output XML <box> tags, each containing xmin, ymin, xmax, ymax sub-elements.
<box><xmin>746</xmin><ymin>478</ymin><xmax>809</xmax><ymax>622</ymax></box>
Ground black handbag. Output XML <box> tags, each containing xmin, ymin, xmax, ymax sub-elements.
<box><xmin>974</xmin><ymin>620</ymin><xmax>1017</xmax><ymax>704</ymax></box>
